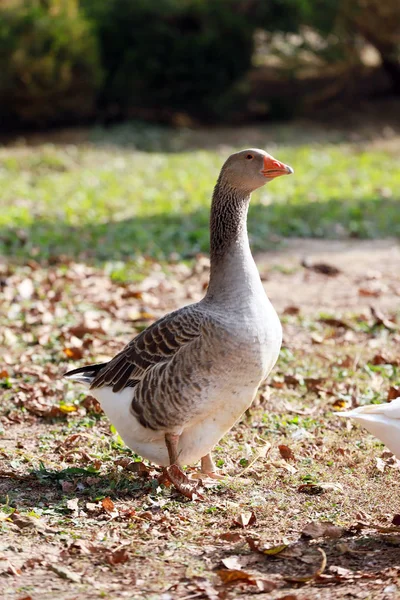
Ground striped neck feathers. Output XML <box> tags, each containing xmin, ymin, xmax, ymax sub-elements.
<box><xmin>209</xmin><ymin>176</ymin><xmax>251</xmax><ymax>263</ymax></box>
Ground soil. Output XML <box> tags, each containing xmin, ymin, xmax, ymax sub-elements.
<box><xmin>0</xmin><ymin>238</ymin><xmax>400</xmax><ymax>600</ymax></box>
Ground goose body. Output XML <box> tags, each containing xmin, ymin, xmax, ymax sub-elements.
<box><xmin>338</xmin><ymin>398</ymin><xmax>400</xmax><ymax>458</ymax></box>
<box><xmin>64</xmin><ymin>149</ymin><xmax>292</xmax><ymax>472</ymax></box>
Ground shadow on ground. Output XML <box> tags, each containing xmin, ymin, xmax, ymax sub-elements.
<box><xmin>3</xmin><ymin>469</ymin><xmax>400</xmax><ymax>584</ymax></box>
<box><xmin>219</xmin><ymin>533</ymin><xmax>400</xmax><ymax>582</ymax></box>
<box><xmin>0</xmin><ymin>470</ymin><xmax>155</xmax><ymax>510</ymax></box>
<box><xmin>0</xmin><ymin>121</ymin><xmax>355</xmax><ymax>152</ymax></box>
<box><xmin>4</xmin><ymin>100</ymin><xmax>400</xmax><ymax>152</ymax></box>
<box><xmin>1</xmin><ymin>196</ymin><xmax>399</xmax><ymax>265</ymax></box>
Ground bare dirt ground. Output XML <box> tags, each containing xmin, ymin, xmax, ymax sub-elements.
<box><xmin>259</xmin><ymin>239</ymin><xmax>400</xmax><ymax>314</ymax></box>
<box><xmin>0</xmin><ymin>239</ymin><xmax>400</xmax><ymax>600</ymax></box>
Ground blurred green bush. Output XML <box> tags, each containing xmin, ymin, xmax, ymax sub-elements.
<box><xmin>0</xmin><ymin>0</ymin><xmax>398</xmax><ymax>127</ymax></box>
<box><xmin>81</xmin><ymin>0</ymin><xmax>255</xmax><ymax>120</ymax></box>
<box><xmin>253</xmin><ymin>0</ymin><xmax>400</xmax><ymax>89</ymax></box>
<box><xmin>0</xmin><ymin>0</ymin><xmax>102</xmax><ymax>126</ymax></box>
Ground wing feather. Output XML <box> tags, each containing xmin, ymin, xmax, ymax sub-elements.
<box><xmin>90</xmin><ymin>305</ymin><xmax>205</xmax><ymax>393</ymax></box>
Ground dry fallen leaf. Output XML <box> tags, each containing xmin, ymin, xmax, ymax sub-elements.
<box><xmin>58</xmin><ymin>404</ymin><xmax>78</xmax><ymax>414</ymax></box>
<box><xmin>358</xmin><ymin>287</ymin><xmax>381</xmax><ymax>297</ymax></box>
<box><xmin>319</xmin><ymin>317</ymin><xmax>352</xmax><ymax>329</ymax></box>
<box><xmin>302</xmin><ymin>521</ymin><xmax>345</xmax><ymax>540</ymax></box>
<box><xmin>165</xmin><ymin>465</ymin><xmax>205</xmax><ymax>501</ymax></box>
<box><xmin>284</xmin><ymin>375</ymin><xmax>301</xmax><ymax>387</ymax></box>
<box><xmin>131</xmin><ymin>310</ymin><xmax>156</xmax><ymax>322</ymax></box>
<box><xmin>336</xmin><ymin>355</ymin><xmax>355</xmax><ymax>368</ymax></box>
<box><xmin>283</xmin><ymin>305</ymin><xmax>300</xmax><ymax>315</ymax></box>
<box><xmin>247</xmin><ymin>537</ymin><xmax>288</xmax><ymax>555</ymax></box>
<box><xmin>388</xmin><ymin>386</ymin><xmax>400</xmax><ymax>401</ymax></box>
<box><xmin>371</xmin><ymin>353</ymin><xmax>388</xmax><ymax>365</ymax></box>
<box><xmin>304</xmin><ymin>377</ymin><xmax>326</xmax><ymax>392</ymax></box>
<box><xmin>298</xmin><ymin>483</ymin><xmax>324</xmax><ymax>495</ymax></box>
<box><xmin>115</xmin><ymin>458</ymin><xmax>150</xmax><ymax>475</ymax></box>
<box><xmin>311</xmin><ymin>333</ymin><xmax>324</xmax><ymax>344</ymax></box>
<box><xmin>63</xmin><ymin>347</ymin><xmax>84</xmax><ymax>360</ymax></box>
<box><xmin>82</xmin><ymin>395</ymin><xmax>103</xmax><ymax>414</ymax></box>
<box><xmin>301</xmin><ymin>259</ymin><xmax>341</xmax><ymax>276</ymax></box>
<box><xmin>29</xmin><ymin>403</ymin><xmax>75</xmax><ymax>418</ymax></box>
<box><xmin>119</xmin><ymin>507</ymin><xmax>138</xmax><ymax>520</ymax></box>
<box><xmin>272</xmin><ymin>460</ymin><xmax>298</xmax><ymax>474</ymax></box>
<box><xmin>217</xmin><ymin>568</ymin><xmax>254</xmax><ymax>584</ymax></box>
<box><xmin>101</xmin><ymin>497</ymin><xmax>115</xmax><ymax>513</ymax></box>
<box><xmin>298</xmin><ymin>482</ymin><xmax>343</xmax><ymax>495</ymax></box>
<box><xmin>220</xmin><ymin>532</ymin><xmax>242</xmax><ymax>542</ymax></box>
<box><xmin>375</xmin><ymin>457</ymin><xmax>386</xmax><ymax>473</ymax></box>
<box><xmin>270</xmin><ymin>377</ymin><xmax>284</xmax><ymax>389</ymax></box>
<box><xmin>0</xmin><ymin>512</ymin><xmax>12</xmax><ymax>523</ymax></box>
<box><xmin>68</xmin><ymin>539</ymin><xmax>101</xmax><ymax>556</ymax></box>
<box><xmin>17</xmin><ymin>278</ymin><xmax>34</xmax><ymax>300</ymax></box>
<box><xmin>254</xmin><ymin>579</ymin><xmax>278</xmax><ymax>592</ymax></box>
<box><xmin>331</xmin><ymin>398</ymin><xmax>348</xmax><ymax>410</ymax></box>
<box><xmin>0</xmin><ymin>369</ymin><xmax>9</xmax><ymax>378</ymax></box>
<box><xmin>138</xmin><ymin>511</ymin><xmax>152</xmax><ymax>522</ymax></box>
<box><xmin>329</xmin><ymin>565</ymin><xmax>353</xmax><ymax>577</ymax></box>
<box><xmin>370</xmin><ymin>306</ymin><xmax>397</xmax><ymax>331</ymax></box>
<box><xmin>59</xmin><ymin>433</ymin><xmax>88</xmax><ymax>449</ymax></box>
<box><xmin>233</xmin><ymin>511</ymin><xmax>256</xmax><ymax>528</ymax></box>
<box><xmin>262</xmin><ymin>544</ymin><xmax>288</xmax><ymax>556</ymax></box>
<box><xmin>10</xmin><ymin>513</ymin><xmax>53</xmax><ymax>533</ymax></box>
<box><xmin>221</xmin><ymin>556</ymin><xmax>245</xmax><ymax>570</ymax></box>
<box><xmin>68</xmin><ymin>321</ymin><xmax>105</xmax><ymax>338</ymax></box>
<box><xmin>371</xmin><ymin>525</ymin><xmax>400</xmax><ymax>534</ymax></box>
<box><xmin>49</xmin><ymin>564</ymin><xmax>81</xmax><ymax>583</ymax></box>
<box><xmin>104</xmin><ymin>548</ymin><xmax>130</xmax><ymax>565</ymax></box>
<box><xmin>66</xmin><ymin>498</ymin><xmax>80</xmax><ymax>512</ymax></box>
<box><xmin>4</xmin><ymin>561</ymin><xmax>21</xmax><ymax>576</ymax></box>
<box><xmin>17</xmin><ymin>390</ymin><xmax>78</xmax><ymax>419</ymax></box>
<box><xmin>278</xmin><ymin>444</ymin><xmax>295</xmax><ymax>461</ymax></box>
<box><xmin>217</xmin><ymin>567</ymin><xmax>277</xmax><ymax>590</ymax></box>
<box><xmin>371</xmin><ymin>353</ymin><xmax>398</xmax><ymax>366</ymax></box>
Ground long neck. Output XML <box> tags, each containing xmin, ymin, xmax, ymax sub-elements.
<box><xmin>209</xmin><ymin>177</ymin><xmax>250</xmax><ymax>261</ymax></box>
<box><xmin>207</xmin><ymin>177</ymin><xmax>259</xmax><ymax>301</ymax></box>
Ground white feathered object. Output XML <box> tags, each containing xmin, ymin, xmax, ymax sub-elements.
<box><xmin>338</xmin><ymin>397</ymin><xmax>400</xmax><ymax>458</ymax></box>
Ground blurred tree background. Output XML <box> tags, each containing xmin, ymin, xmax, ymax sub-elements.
<box><xmin>2</xmin><ymin>7</ymin><xmax>400</xmax><ymax>598</ymax></box>
<box><xmin>0</xmin><ymin>0</ymin><xmax>399</xmax><ymax>128</ymax></box>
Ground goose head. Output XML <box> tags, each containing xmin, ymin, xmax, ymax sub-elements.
<box><xmin>220</xmin><ymin>148</ymin><xmax>293</xmax><ymax>193</ymax></box>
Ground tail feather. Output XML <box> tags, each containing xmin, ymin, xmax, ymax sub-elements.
<box><xmin>63</xmin><ymin>363</ymin><xmax>107</xmax><ymax>387</ymax></box>
<box><xmin>338</xmin><ymin>397</ymin><xmax>400</xmax><ymax>420</ymax></box>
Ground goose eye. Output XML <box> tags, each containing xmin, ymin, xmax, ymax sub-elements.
<box><xmin>246</xmin><ymin>154</ymin><xmax>253</xmax><ymax>160</ymax></box>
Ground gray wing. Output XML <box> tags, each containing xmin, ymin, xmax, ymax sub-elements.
<box><xmin>90</xmin><ymin>305</ymin><xmax>205</xmax><ymax>393</ymax></box>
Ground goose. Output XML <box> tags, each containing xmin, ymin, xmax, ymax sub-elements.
<box><xmin>338</xmin><ymin>397</ymin><xmax>400</xmax><ymax>458</ymax></box>
<box><xmin>64</xmin><ymin>149</ymin><xmax>293</xmax><ymax>477</ymax></box>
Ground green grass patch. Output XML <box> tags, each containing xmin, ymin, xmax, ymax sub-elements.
<box><xmin>1</xmin><ymin>122</ymin><xmax>399</xmax><ymax>263</ymax></box>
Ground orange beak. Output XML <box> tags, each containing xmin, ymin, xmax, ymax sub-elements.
<box><xmin>261</xmin><ymin>155</ymin><xmax>293</xmax><ymax>179</ymax></box>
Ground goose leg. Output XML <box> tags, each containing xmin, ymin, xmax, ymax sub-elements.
<box><xmin>200</xmin><ymin>453</ymin><xmax>225</xmax><ymax>480</ymax></box>
<box><xmin>165</xmin><ymin>432</ymin><xmax>181</xmax><ymax>466</ymax></box>
<box><xmin>163</xmin><ymin>434</ymin><xmax>204</xmax><ymax>497</ymax></box>
<box><xmin>201</xmin><ymin>453</ymin><xmax>216</xmax><ymax>473</ymax></box>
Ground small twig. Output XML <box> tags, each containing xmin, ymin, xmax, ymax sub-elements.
<box><xmin>234</xmin><ymin>442</ymin><xmax>271</xmax><ymax>477</ymax></box>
